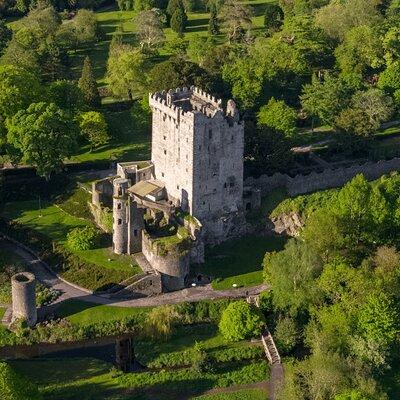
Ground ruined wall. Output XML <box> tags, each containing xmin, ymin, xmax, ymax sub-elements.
<box><xmin>92</xmin><ymin>178</ymin><xmax>114</xmax><ymax>208</ymax></box>
<box><xmin>142</xmin><ymin>232</ymin><xmax>190</xmax><ymax>291</ymax></box>
<box><xmin>245</xmin><ymin>158</ymin><xmax>400</xmax><ymax>197</ymax></box>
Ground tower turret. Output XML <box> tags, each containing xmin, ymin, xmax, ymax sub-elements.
<box><xmin>113</xmin><ymin>178</ymin><xmax>130</xmax><ymax>254</ymax></box>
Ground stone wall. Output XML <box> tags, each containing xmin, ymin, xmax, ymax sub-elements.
<box><xmin>11</xmin><ymin>272</ymin><xmax>37</xmax><ymax>327</ymax></box>
<box><xmin>142</xmin><ymin>232</ymin><xmax>190</xmax><ymax>292</ymax></box>
<box><xmin>245</xmin><ymin>158</ymin><xmax>400</xmax><ymax>197</ymax></box>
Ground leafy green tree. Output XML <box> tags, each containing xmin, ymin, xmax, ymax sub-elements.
<box><xmin>315</xmin><ymin>0</ymin><xmax>382</xmax><ymax>40</ymax></box>
<box><xmin>186</xmin><ymin>35</ymin><xmax>214</xmax><ymax>66</ymax></box>
<box><xmin>48</xmin><ymin>80</ymin><xmax>85</xmax><ymax>115</ymax></box>
<box><xmin>71</xmin><ymin>9</ymin><xmax>102</xmax><ymax>45</ymax></box>
<box><xmin>6</xmin><ymin>102</ymin><xmax>78</xmax><ymax>179</ymax></box>
<box><xmin>167</xmin><ymin>0</ymin><xmax>184</xmax><ymax>18</ymax></box>
<box><xmin>264</xmin><ymin>3</ymin><xmax>284</xmax><ymax>32</ymax></box>
<box><xmin>301</xmin><ymin>74</ymin><xmax>353</xmax><ymax>126</ymax></box>
<box><xmin>79</xmin><ymin>111</ymin><xmax>109</xmax><ymax>150</ymax></box>
<box><xmin>208</xmin><ymin>5</ymin><xmax>219</xmax><ymax>35</ymax></box>
<box><xmin>220</xmin><ymin>0</ymin><xmax>253</xmax><ymax>42</ymax></box>
<box><xmin>257</xmin><ymin>98</ymin><xmax>297</xmax><ymax>137</ymax></box>
<box><xmin>0</xmin><ymin>362</ymin><xmax>42</xmax><ymax>400</ymax></box>
<box><xmin>335</xmin><ymin>25</ymin><xmax>384</xmax><ymax>83</ymax></box>
<box><xmin>170</xmin><ymin>6</ymin><xmax>188</xmax><ymax>33</ymax></box>
<box><xmin>334</xmin><ymin>391</ymin><xmax>374</xmax><ymax>400</ymax></box>
<box><xmin>383</xmin><ymin>26</ymin><xmax>400</xmax><ymax>65</ymax></box>
<box><xmin>219</xmin><ymin>300</ymin><xmax>265</xmax><ymax>341</ymax></box>
<box><xmin>78</xmin><ymin>56</ymin><xmax>101</xmax><ymax>108</ymax></box>
<box><xmin>67</xmin><ymin>226</ymin><xmax>98</xmax><ymax>251</ymax></box>
<box><xmin>263</xmin><ymin>239</ymin><xmax>322</xmax><ymax>315</ymax></box>
<box><xmin>0</xmin><ymin>65</ymin><xmax>42</xmax><ymax>120</ymax></box>
<box><xmin>0</xmin><ymin>19</ymin><xmax>11</xmax><ymax>55</ymax></box>
<box><xmin>106</xmin><ymin>44</ymin><xmax>149</xmax><ymax>99</ymax></box>
<box><xmin>149</xmin><ymin>55</ymin><xmax>213</xmax><ymax>92</ymax></box>
<box><xmin>358</xmin><ymin>292</ymin><xmax>400</xmax><ymax>349</ymax></box>
<box><xmin>274</xmin><ymin>316</ymin><xmax>298</xmax><ymax>353</ymax></box>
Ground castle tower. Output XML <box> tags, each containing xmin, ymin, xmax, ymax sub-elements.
<box><xmin>127</xmin><ymin>201</ymin><xmax>144</xmax><ymax>254</ymax></box>
<box><xmin>11</xmin><ymin>272</ymin><xmax>37</xmax><ymax>327</ymax></box>
<box><xmin>149</xmin><ymin>87</ymin><xmax>244</xmax><ymax>241</ymax></box>
<box><xmin>113</xmin><ymin>178</ymin><xmax>130</xmax><ymax>254</ymax></box>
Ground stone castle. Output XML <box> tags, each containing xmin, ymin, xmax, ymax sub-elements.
<box><xmin>91</xmin><ymin>87</ymin><xmax>260</xmax><ymax>293</ymax></box>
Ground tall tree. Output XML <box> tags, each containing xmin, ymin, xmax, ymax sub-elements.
<box><xmin>208</xmin><ymin>4</ymin><xmax>220</xmax><ymax>35</ymax></box>
<box><xmin>79</xmin><ymin>111</ymin><xmax>110</xmax><ymax>150</ymax></box>
<box><xmin>220</xmin><ymin>0</ymin><xmax>253</xmax><ymax>42</ymax></box>
<box><xmin>135</xmin><ymin>9</ymin><xmax>165</xmax><ymax>52</ymax></box>
<box><xmin>171</xmin><ymin>6</ymin><xmax>188</xmax><ymax>34</ymax></box>
<box><xmin>264</xmin><ymin>3</ymin><xmax>284</xmax><ymax>33</ymax></box>
<box><xmin>6</xmin><ymin>102</ymin><xmax>78</xmax><ymax>179</ymax></box>
<box><xmin>78</xmin><ymin>56</ymin><xmax>101</xmax><ymax>108</ymax></box>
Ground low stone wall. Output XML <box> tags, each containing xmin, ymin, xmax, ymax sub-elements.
<box><xmin>142</xmin><ymin>233</ymin><xmax>190</xmax><ymax>292</ymax></box>
<box><xmin>245</xmin><ymin>158</ymin><xmax>400</xmax><ymax>196</ymax></box>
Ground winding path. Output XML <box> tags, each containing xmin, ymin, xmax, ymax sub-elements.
<box><xmin>0</xmin><ymin>237</ymin><xmax>269</xmax><ymax>310</ymax></box>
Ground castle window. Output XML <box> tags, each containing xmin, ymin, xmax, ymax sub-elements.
<box><xmin>177</xmin><ymin>185</ymin><xmax>180</xmax><ymax>190</ymax></box>
<box><xmin>118</xmin><ymin>219</ymin><xmax>122</xmax><ymax>225</ymax></box>
<box><xmin>199</xmin><ymin>145</ymin><xmax>201</xmax><ymax>150</ymax></box>
<box><xmin>231</xmin><ymin>135</ymin><xmax>234</xmax><ymax>140</ymax></box>
<box><xmin>163</xmin><ymin>135</ymin><xmax>166</xmax><ymax>140</ymax></box>
<box><xmin>162</xmin><ymin>172</ymin><xmax>165</xmax><ymax>177</ymax></box>
<box><xmin>117</xmin><ymin>203</ymin><xmax>122</xmax><ymax>210</ymax></box>
<box><xmin>203</xmin><ymin>201</ymin><xmax>206</xmax><ymax>205</ymax></box>
<box><xmin>224</xmin><ymin>183</ymin><xmax>227</xmax><ymax>188</ymax></box>
<box><xmin>209</xmin><ymin>129</ymin><xmax>212</xmax><ymax>139</ymax></box>
<box><xmin>230</xmin><ymin>182</ymin><xmax>235</xmax><ymax>187</ymax></box>
<box><xmin>134</xmin><ymin>229</ymin><xmax>138</xmax><ymax>236</ymax></box>
<box><xmin>164</xmin><ymin>149</ymin><xmax>167</xmax><ymax>155</ymax></box>
<box><xmin>118</xmin><ymin>188</ymin><xmax>122</xmax><ymax>196</ymax></box>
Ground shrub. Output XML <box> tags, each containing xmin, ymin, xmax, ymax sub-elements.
<box><xmin>218</xmin><ymin>301</ymin><xmax>265</xmax><ymax>342</ymax></box>
<box><xmin>67</xmin><ymin>226</ymin><xmax>98</xmax><ymax>251</ymax></box>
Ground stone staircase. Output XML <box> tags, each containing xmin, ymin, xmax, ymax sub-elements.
<box><xmin>261</xmin><ymin>329</ymin><xmax>281</xmax><ymax>365</ymax></box>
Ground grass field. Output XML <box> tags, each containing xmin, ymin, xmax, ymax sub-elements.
<box><xmin>195</xmin><ymin>389</ymin><xmax>268</xmax><ymax>400</ymax></box>
<box><xmin>2</xmin><ymin>199</ymin><xmax>137</xmax><ymax>274</ymax></box>
<box><xmin>195</xmin><ymin>234</ymin><xmax>286</xmax><ymax>290</ymax></box>
<box><xmin>56</xmin><ymin>299</ymin><xmax>149</xmax><ymax>325</ymax></box>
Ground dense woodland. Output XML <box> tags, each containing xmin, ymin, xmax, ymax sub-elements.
<box><xmin>0</xmin><ymin>0</ymin><xmax>400</xmax><ymax>179</ymax></box>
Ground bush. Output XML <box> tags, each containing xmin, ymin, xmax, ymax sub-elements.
<box><xmin>67</xmin><ymin>226</ymin><xmax>98</xmax><ymax>251</ymax></box>
<box><xmin>218</xmin><ymin>301</ymin><xmax>265</xmax><ymax>342</ymax></box>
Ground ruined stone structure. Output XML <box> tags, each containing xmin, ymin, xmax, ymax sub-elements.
<box><xmin>91</xmin><ymin>87</ymin><xmax>259</xmax><ymax>293</ymax></box>
<box><xmin>11</xmin><ymin>272</ymin><xmax>37</xmax><ymax>327</ymax></box>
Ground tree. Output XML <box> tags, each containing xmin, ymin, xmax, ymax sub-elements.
<box><xmin>274</xmin><ymin>316</ymin><xmax>298</xmax><ymax>353</ymax></box>
<box><xmin>79</xmin><ymin>111</ymin><xmax>109</xmax><ymax>150</ymax></box>
<box><xmin>106</xmin><ymin>45</ymin><xmax>149</xmax><ymax>99</ymax></box>
<box><xmin>208</xmin><ymin>4</ymin><xmax>220</xmax><ymax>35</ymax></box>
<box><xmin>383</xmin><ymin>26</ymin><xmax>400</xmax><ymax>65</ymax></box>
<box><xmin>135</xmin><ymin>10</ymin><xmax>165</xmax><ymax>52</ymax></box>
<box><xmin>358</xmin><ymin>292</ymin><xmax>400</xmax><ymax>349</ymax></box>
<box><xmin>144</xmin><ymin>305</ymin><xmax>178</xmax><ymax>340</ymax></box>
<box><xmin>186</xmin><ymin>35</ymin><xmax>214</xmax><ymax>66</ymax></box>
<box><xmin>149</xmin><ymin>55</ymin><xmax>213</xmax><ymax>92</ymax></box>
<box><xmin>0</xmin><ymin>19</ymin><xmax>11</xmax><ymax>55</ymax></box>
<box><xmin>167</xmin><ymin>0</ymin><xmax>184</xmax><ymax>18</ymax></box>
<box><xmin>0</xmin><ymin>65</ymin><xmax>42</xmax><ymax>120</ymax></box>
<box><xmin>300</xmin><ymin>74</ymin><xmax>353</xmax><ymax>126</ymax></box>
<box><xmin>71</xmin><ymin>9</ymin><xmax>101</xmax><ymax>45</ymax></box>
<box><xmin>315</xmin><ymin>0</ymin><xmax>382</xmax><ymax>40</ymax></box>
<box><xmin>6</xmin><ymin>103</ymin><xmax>78</xmax><ymax>179</ymax></box>
<box><xmin>257</xmin><ymin>98</ymin><xmax>297</xmax><ymax>137</ymax></box>
<box><xmin>48</xmin><ymin>80</ymin><xmax>85</xmax><ymax>115</ymax></box>
<box><xmin>0</xmin><ymin>362</ymin><xmax>42</xmax><ymax>400</ymax></box>
<box><xmin>67</xmin><ymin>226</ymin><xmax>98</xmax><ymax>251</ymax></box>
<box><xmin>78</xmin><ymin>56</ymin><xmax>101</xmax><ymax>108</ymax></box>
<box><xmin>171</xmin><ymin>6</ymin><xmax>188</xmax><ymax>34</ymax></box>
<box><xmin>264</xmin><ymin>3</ymin><xmax>284</xmax><ymax>32</ymax></box>
<box><xmin>335</xmin><ymin>25</ymin><xmax>384</xmax><ymax>82</ymax></box>
<box><xmin>220</xmin><ymin>0</ymin><xmax>253</xmax><ymax>42</ymax></box>
<box><xmin>219</xmin><ymin>300</ymin><xmax>265</xmax><ymax>341</ymax></box>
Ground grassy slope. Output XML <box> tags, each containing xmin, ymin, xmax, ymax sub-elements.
<box><xmin>1</xmin><ymin>199</ymin><xmax>138</xmax><ymax>274</ymax></box>
<box><xmin>194</xmin><ymin>389</ymin><xmax>268</xmax><ymax>400</ymax></box>
<box><xmin>56</xmin><ymin>299</ymin><xmax>150</xmax><ymax>325</ymax></box>
<box><xmin>196</xmin><ymin>235</ymin><xmax>286</xmax><ymax>290</ymax></box>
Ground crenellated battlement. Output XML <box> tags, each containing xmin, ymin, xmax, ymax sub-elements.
<box><xmin>149</xmin><ymin>86</ymin><xmax>235</xmax><ymax>122</ymax></box>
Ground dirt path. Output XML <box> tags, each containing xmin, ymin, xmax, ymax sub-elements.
<box><xmin>0</xmin><ymin>237</ymin><xmax>269</xmax><ymax>311</ymax></box>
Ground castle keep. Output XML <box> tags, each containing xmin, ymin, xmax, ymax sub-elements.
<box><xmin>92</xmin><ymin>87</ymin><xmax>259</xmax><ymax>293</ymax></box>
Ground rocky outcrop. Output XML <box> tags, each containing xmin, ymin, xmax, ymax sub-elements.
<box><xmin>271</xmin><ymin>212</ymin><xmax>304</xmax><ymax>236</ymax></box>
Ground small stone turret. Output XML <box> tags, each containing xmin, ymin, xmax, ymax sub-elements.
<box><xmin>113</xmin><ymin>178</ymin><xmax>130</xmax><ymax>254</ymax></box>
<box><xmin>11</xmin><ymin>272</ymin><xmax>37</xmax><ymax>327</ymax></box>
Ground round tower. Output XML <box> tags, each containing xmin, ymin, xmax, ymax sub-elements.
<box><xmin>11</xmin><ymin>272</ymin><xmax>37</xmax><ymax>327</ymax></box>
<box><xmin>113</xmin><ymin>178</ymin><xmax>130</xmax><ymax>254</ymax></box>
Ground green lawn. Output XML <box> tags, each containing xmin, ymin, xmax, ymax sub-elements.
<box><xmin>195</xmin><ymin>388</ymin><xmax>268</xmax><ymax>400</ymax></box>
<box><xmin>195</xmin><ymin>235</ymin><xmax>286</xmax><ymax>290</ymax></box>
<box><xmin>2</xmin><ymin>199</ymin><xmax>137</xmax><ymax>273</ymax></box>
<box><xmin>56</xmin><ymin>299</ymin><xmax>150</xmax><ymax>325</ymax></box>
